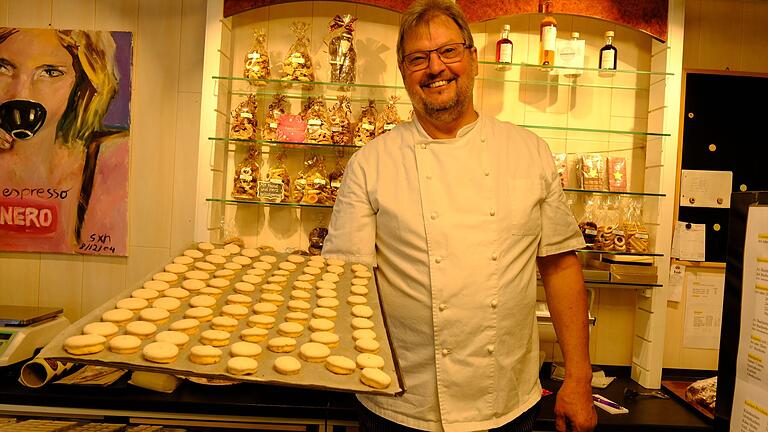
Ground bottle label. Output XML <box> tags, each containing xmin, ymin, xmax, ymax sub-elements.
<box><xmin>601</xmin><ymin>51</ymin><xmax>615</xmax><ymax>69</ymax></box>
<box><xmin>542</xmin><ymin>26</ymin><xmax>557</xmax><ymax>51</ymax></box>
<box><xmin>499</xmin><ymin>44</ymin><xmax>512</xmax><ymax>63</ymax></box>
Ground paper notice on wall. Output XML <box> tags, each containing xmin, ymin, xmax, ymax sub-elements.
<box><xmin>668</xmin><ymin>263</ymin><xmax>686</xmax><ymax>303</ymax></box>
<box><xmin>671</xmin><ymin>221</ymin><xmax>706</xmax><ymax>262</ymax></box>
<box><xmin>731</xmin><ymin>206</ymin><xmax>768</xmax><ymax>432</ymax></box>
<box><xmin>682</xmin><ymin>271</ymin><xmax>724</xmax><ymax>349</ymax></box>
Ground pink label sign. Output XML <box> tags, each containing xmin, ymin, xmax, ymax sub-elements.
<box><xmin>0</xmin><ymin>198</ymin><xmax>58</xmax><ymax>234</ymax></box>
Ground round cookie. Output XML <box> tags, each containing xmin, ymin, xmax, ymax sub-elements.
<box><xmin>214</xmin><ymin>269</ymin><xmax>235</xmax><ymax>280</ymax></box>
<box><xmin>272</xmin><ymin>270</ymin><xmax>291</xmax><ymax>278</ymax></box>
<box><xmin>189</xmin><ymin>344</ymin><xmax>222</xmax><ymax>365</ymax></box>
<box><xmin>299</xmin><ymin>342</ymin><xmax>331</xmax><ymax>363</ymax></box>
<box><xmin>197</xmin><ymin>242</ymin><xmax>215</xmax><ymax>252</ymax></box>
<box><xmin>351</xmin><ymin>317</ymin><xmax>375</xmax><ymax>330</ymax></box>
<box><xmin>183</xmin><ymin>271</ymin><xmax>209</xmax><ymax>282</ymax></box>
<box><xmin>351</xmin><ymin>285</ymin><xmax>369</xmax><ymax>296</ymax></box>
<box><xmin>211</xmin><ymin>247</ymin><xmax>230</xmax><ymax>257</ymax></box>
<box><xmin>183</xmin><ymin>249</ymin><xmax>204</xmax><ymax>259</ymax></box>
<box><xmin>303</xmin><ymin>266</ymin><xmax>321</xmax><ymax>276</ymax></box>
<box><xmin>126</xmin><ymin>321</ymin><xmax>158</xmax><ymax>339</ymax></box>
<box><xmin>326</xmin><ymin>265</ymin><xmax>344</xmax><ymax>275</ymax></box>
<box><xmin>252</xmin><ymin>302</ymin><xmax>278</xmax><ymax>316</ymax></box>
<box><xmin>286</xmin><ymin>254</ymin><xmax>305</xmax><ymax>264</ymax></box>
<box><xmin>189</xmin><ymin>294</ymin><xmax>217</xmax><ymax>308</ymax></box>
<box><xmin>194</xmin><ymin>262</ymin><xmax>216</xmax><ymax>273</ymax></box>
<box><xmin>64</xmin><ymin>334</ymin><xmax>106</xmax><ymax>355</ymax></box>
<box><xmin>132</xmin><ymin>288</ymin><xmax>161</xmax><ymax>301</ymax></box>
<box><xmin>351</xmin><ymin>305</ymin><xmax>374</xmax><ymax>318</ymax></box>
<box><xmin>240</xmin><ymin>248</ymin><xmax>259</xmax><ymax>258</ymax></box>
<box><xmin>321</xmin><ymin>273</ymin><xmax>340</xmax><ymax>283</ymax></box>
<box><xmin>242</xmin><ymin>274</ymin><xmax>263</xmax><ymax>285</ymax></box>
<box><xmin>266</xmin><ymin>275</ymin><xmax>288</xmax><ymax>286</ymax></box>
<box><xmin>355</xmin><ymin>270</ymin><xmax>373</xmax><ymax>279</ymax></box>
<box><xmin>108</xmin><ymin>334</ymin><xmax>142</xmax><ymax>354</ymax></box>
<box><xmin>312</xmin><ymin>307</ymin><xmax>337</xmax><ymax>321</ymax></box>
<box><xmin>290</xmin><ymin>290</ymin><xmax>311</xmax><ymax>301</ymax></box>
<box><xmin>350</xmin><ymin>278</ymin><xmax>369</xmax><ymax>286</ymax></box>
<box><xmin>285</xmin><ymin>311</ymin><xmax>309</xmax><ymax>324</ymax></box>
<box><xmin>360</xmin><ymin>367</ymin><xmax>391</xmax><ymax>389</ymax></box>
<box><xmin>234</xmin><ymin>281</ymin><xmax>256</xmax><ymax>294</ymax></box>
<box><xmin>273</xmin><ymin>356</ymin><xmax>301</xmax><ymax>375</ymax></box>
<box><xmin>208</xmin><ymin>277</ymin><xmax>230</xmax><ymax>289</ymax></box>
<box><xmin>267</xmin><ymin>337</ymin><xmax>297</xmax><ymax>353</ymax></box>
<box><xmin>355</xmin><ymin>338</ymin><xmax>380</xmax><ymax>354</ymax></box>
<box><xmin>277</xmin><ymin>322</ymin><xmax>305</xmax><ymax>338</ymax></box>
<box><xmin>261</xmin><ymin>283</ymin><xmax>282</xmax><ymax>294</ymax></box>
<box><xmin>152</xmin><ymin>297</ymin><xmax>182</xmax><ymax>312</ymax></box>
<box><xmin>259</xmin><ymin>293</ymin><xmax>285</xmax><ymax>305</ymax></box>
<box><xmin>211</xmin><ymin>316</ymin><xmax>239</xmax><ymax>332</ymax></box>
<box><xmin>325</xmin><ymin>355</ymin><xmax>356</xmax><ymax>375</ymax></box>
<box><xmin>101</xmin><ymin>308</ymin><xmax>133</xmax><ymax>326</ymax></box>
<box><xmin>227</xmin><ymin>294</ymin><xmax>252</xmax><ymax>306</ymax></box>
<box><xmin>164</xmin><ymin>263</ymin><xmax>188</xmax><ymax>274</ymax></box>
<box><xmin>138</xmin><ymin>307</ymin><xmax>170</xmax><ymax>325</ymax></box>
<box><xmin>82</xmin><ymin>322</ymin><xmax>119</xmax><ymax>339</ymax></box>
<box><xmin>326</xmin><ymin>258</ymin><xmax>346</xmax><ymax>267</ymax></box>
<box><xmin>173</xmin><ymin>255</ymin><xmax>194</xmax><ymax>266</ymax></box>
<box><xmin>316</xmin><ymin>280</ymin><xmax>336</xmax><ymax>291</ymax></box>
<box><xmin>223</xmin><ymin>243</ymin><xmax>241</xmax><ymax>254</ymax></box>
<box><xmin>240</xmin><ymin>327</ymin><xmax>269</xmax><ymax>343</ymax></box>
<box><xmin>230</xmin><ymin>341</ymin><xmax>262</xmax><ymax>358</ymax></box>
<box><xmin>199</xmin><ymin>287</ymin><xmax>223</xmax><ymax>298</ymax></box>
<box><xmin>351</xmin><ymin>263</ymin><xmax>368</xmax><ymax>273</ymax></box>
<box><xmin>221</xmin><ymin>304</ymin><xmax>249</xmax><ymax>319</ymax></box>
<box><xmin>347</xmin><ymin>295</ymin><xmax>368</xmax><ymax>306</ymax></box>
<box><xmin>164</xmin><ymin>287</ymin><xmax>190</xmax><ymax>300</ymax></box>
<box><xmin>205</xmin><ymin>254</ymin><xmax>226</xmax><ymax>267</ymax></box>
<box><xmin>169</xmin><ymin>318</ymin><xmax>200</xmax><ymax>335</ymax></box>
<box><xmin>143</xmin><ymin>280</ymin><xmax>170</xmax><ymax>292</ymax></box>
<box><xmin>200</xmin><ymin>329</ymin><xmax>231</xmax><ymax>347</ymax></box>
<box><xmin>152</xmin><ymin>272</ymin><xmax>178</xmax><ymax>285</ymax></box>
<box><xmin>308</xmin><ymin>318</ymin><xmax>335</xmax><ymax>333</ymax></box>
<box><xmin>185</xmin><ymin>307</ymin><xmax>214</xmax><ymax>322</ymax></box>
<box><xmin>252</xmin><ymin>262</ymin><xmax>272</xmax><ymax>271</ymax></box>
<box><xmin>259</xmin><ymin>255</ymin><xmax>277</xmax><ymax>264</ymax></box>
<box><xmin>356</xmin><ymin>353</ymin><xmax>385</xmax><ymax>369</ymax></box>
<box><xmin>306</xmin><ymin>260</ymin><xmax>324</xmax><ymax>269</ymax></box>
<box><xmin>248</xmin><ymin>314</ymin><xmax>276</xmax><ymax>329</ymax></box>
<box><xmin>287</xmin><ymin>300</ymin><xmax>311</xmax><ymax>313</ymax></box>
<box><xmin>246</xmin><ymin>268</ymin><xmax>266</xmax><ymax>277</ymax></box>
<box><xmin>224</xmin><ymin>262</ymin><xmax>243</xmax><ymax>272</ymax></box>
<box><xmin>316</xmin><ymin>297</ymin><xmax>340</xmax><ymax>309</ymax></box>
<box><xmin>227</xmin><ymin>356</ymin><xmax>258</xmax><ymax>376</ymax></box>
<box><xmin>310</xmin><ymin>331</ymin><xmax>340</xmax><ymax>348</ymax></box>
<box><xmin>316</xmin><ymin>288</ymin><xmax>337</xmax><ymax>299</ymax></box>
<box><xmin>142</xmin><ymin>341</ymin><xmax>179</xmax><ymax>363</ymax></box>
<box><xmin>155</xmin><ymin>330</ymin><xmax>190</xmax><ymax>348</ymax></box>
<box><xmin>296</xmin><ymin>274</ymin><xmax>315</xmax><ymax>283</ymax></box>
<box><xmin>231</xmin><ymin>255</ymin><xmax>252</xmax><ymax>266</ymax></box>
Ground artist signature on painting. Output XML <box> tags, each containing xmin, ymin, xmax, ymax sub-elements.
<box><xmin>2</xmin><ymin>186</ymin><xmax>71</xmax><ymax>200</ymax></box>
<box><xmin>79</xmin><ymin>233</ymin><xmax>116</xmax><ymax>254</ymax></box>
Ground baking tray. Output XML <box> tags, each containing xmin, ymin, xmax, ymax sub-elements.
<box><xmin>38</xmin><ymin>247</ymin><xmax>403</xmax><ymax>396</ymax></box>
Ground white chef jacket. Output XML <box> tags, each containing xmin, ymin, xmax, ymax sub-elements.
<box><xmin>322</xmin><ymin>114</ymin><xmax>585</xmax><ymax>431</ymax></box>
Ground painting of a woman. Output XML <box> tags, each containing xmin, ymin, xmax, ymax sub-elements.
<box><xmin>0</xmin><ymin>28</ymin><xmax>131</xmax><ymax>255</ymax></box>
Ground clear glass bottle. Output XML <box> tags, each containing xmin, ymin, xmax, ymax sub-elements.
<box><xmin>599</xmin><ymin>31</ymin><xmax>617</xmax><ymax>70</ymax></box>
<box><xmin>538</xmin><ymin>0</ymin><xmax>557</xmax><ymax>66</ymax></box>
<box><xmin>563</xmin><ymin>32</ymin><xmax>582</xmax><ymax>78</ymax></box>
<box><xmin>496</xmin><ymin>24</ymin><xmax>513</xmax><ymax>64</ymax></box>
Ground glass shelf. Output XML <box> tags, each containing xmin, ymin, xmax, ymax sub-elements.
<box><xmin>564</xmin><ymin>188</ymin><xmax>665</xmax><ymax>198</ymax></box>
<box><xmin>585</xmin><ymin>280</ymin><xmax>663</xmax><ymax>288</ymax></box>
<box><xmin>209</xmin><ymin>137</ymin><xmax>358</xmax><ymax>151</ymax></box>
<box><xmin>477</xmin><ymin>60</ymin><xmax>673</xmax><ymax>76</ymax></box>
<box><xmin>575</xmin><ymin>249</ymin><xmax>664</xmax><ymax>257</ymax></box>
<box><xmin>213</xmin><ymin>75</ymin><xmax>405</xmax><ymax>90</ymax></box>
<box><xmin>206</xmin><ymin>197</ymin><xmax>334</xmax><ymax>209</ymax></box>
<box><xmin>520</xmin><ymin>123</ymin><xmax>668</xmax><ymax>137</ymax></box>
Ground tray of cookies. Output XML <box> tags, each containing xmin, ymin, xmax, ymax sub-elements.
<box><xmin>38</xmin><ymin>243</ymin><xmax>403</xmax><ymax>396</ymax></box>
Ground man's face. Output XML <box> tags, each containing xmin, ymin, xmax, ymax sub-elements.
<box><xmin>399</xmin><ymin>15</ymin><xmax>477</xmax><ymax>124</ymax></box>
<box><xmin>0</xmin><ymin>29</ymin><xmax>76</xmax><ymax>140</ymax></box>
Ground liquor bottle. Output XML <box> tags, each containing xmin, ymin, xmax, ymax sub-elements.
<box><xmin>538</xmin><ymin>0</ymin><xmax>557</xmax><ymax>66</ymax></box>
<box><xmin>599</xmin><ymin>31</ymin><xmax>617</xmax><ymax>70</ymax></box>
<box><xmin>496</xmin><ymin>24</ymin><xmax>513</xmax><ymax>64</ymax></box>
<box><xmin>562</xmin><ymin>32</ymin><xmax>584</xmax><ymax>78</ymax></box>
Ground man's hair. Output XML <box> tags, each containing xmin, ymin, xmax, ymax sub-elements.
<box><xmin>0</xmin><ymin>28</ymin><xmax>119</xmax><ymax>147</ymax></box>
<box><xmin>397</xmin><ymin>0</ymin><xmax>474</xmax><ymax>63</ymax></box>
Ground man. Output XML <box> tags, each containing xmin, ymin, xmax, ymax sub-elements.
<box><xmin>322</xmin><ymin>0</ymin><xmax>597</xmax><ymax>431</ymax></box>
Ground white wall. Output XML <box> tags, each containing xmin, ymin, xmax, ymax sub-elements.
<box><xmin>0</xmin><ymin>0</ymin><xmax>207</xmax><ymax>324</ymax></box>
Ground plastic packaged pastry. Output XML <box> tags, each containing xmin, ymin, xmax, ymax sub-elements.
<box><xmin>328</xmin><ymin>156</ymin><xmax>347</xmax><ymax>202</ymax></box>
<box><xmin>231</xmin><ymin>146</ymin><xmax>261</xmax><ymax>200</ymax></box>
<box><xmin>282</xmin><ymin>22</ymin><xmax>315</xmax><ymax>86</ymax></box>
<box><xmin>304</xmin><ymin>97</ymin><xmax>333</xmax><ymax>144</ymax></box>
<box><xmin>354</xmin><ymin>100</ymin><xmax>378</xmax><ymax>147</ymax></box>
<box><xmin>262</xmin><ymin>94</ymin><xmax>288</xmax><ymax>141</ymax></box>
<box><xmin>607</xmin><ymin>156</ymin><xmax>627</xmax><ymax>192</ymax></box>
<box><xmin>243</xmin><ymin>28</ymin><xmax>271</xmax><ymax>85</ymax></box>
<box><xmin>260</xmin><ymin>151</ymin><xmax>291</xmax><ymax>203</ymax></box>
<box><xmin>329</xmin><ymin>95</ymin><xmax>353</xmax><ymax>145</ymax></box>
<box><xmin>229</xmin><ymin>94</ymin><xmax>259</xmax><ymax>141</ymax></box>
<box><xmin>292</xmin><ymin>154</ymin><xmax>332</xmax><ymax>204</ymax></box>
<box><xmin>325</xmin><ymin>14</ymin><xmax>357</xmax><ymax>89</ymax></box>
<box><xmin>553</xmin><ymin>153</ymin><xmax>568</xmax><ymax>188</ymax></box>
<box><xmin>578</xmin><ymin>153</ymin><xmax>607</xmax><ymax>191</ymax></box>
<box><xmin>375</xmin><ymin>95</ymin><xmax>401</xmax><ymax>136</ymax></box>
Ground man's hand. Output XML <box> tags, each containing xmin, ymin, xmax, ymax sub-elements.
<box><xmin>554</xmin><ymin>379</ymin><xmax>597</xmax><ymax>432</ymax></box>
<box><xmin>0</xmin><ymin>128</ymin><xmax>12</xmax><ymax>151</ymax></box>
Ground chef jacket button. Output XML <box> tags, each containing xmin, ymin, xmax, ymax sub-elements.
<box><xmin>491</xmin><ymin>299</ymin><xmax>498</xmax><ymax>308</ymax></box>
<box><xmin>430</xmin><ymin>212</ymin><xmax>438</xmax><ymax>220</ymax></box>
<box><xmin>484</xmin><ymin>170</ymin><xmax>490</xmax><ymax>176</ymax></box>
<box><xmin>491</xmin><ymin>253</ymin><xmax>498</xmax><ymax>261</ymax></box>
<box><xmin>439</xmin><ymin>303</ymin><xmax>447</xmax><ymax>311</ymax></box>
<box><xmin>421</xmin><ymin>144</ymin><xmax>428</xmax><ymax>149</ymax></box>
<box><xmin>489</xmin><ymin>209</ymin><xmax>496</xmax><ymax>216</ymax></box>
<box><xmin>435</xmin><ymin>256</ymin><xmax>442</xmax><ymax>264</ymax></box>
<box><xmin>441</xmin><ymin>348</ymin><xmax>449</xmax><ymax>356</ymax></box>
<box><xmin>481</xmin><ymin>137</ymin><xmax>486</xmax><ymax>143</ymax></box>
<box><xmin>426</xmin><ymin>174</ymin><xmax>432</xmax><ymax>180</ymax></box>
<box><xmin>487</xmin><ymin>345</ymin><xmax>495</xmax><ymax>354</ymax></box>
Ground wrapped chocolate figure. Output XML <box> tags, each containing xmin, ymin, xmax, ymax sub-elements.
<box><xmin>325</xmin><ymin>14</ymin><xmax>357</xmax><ymax>88</ymax></box>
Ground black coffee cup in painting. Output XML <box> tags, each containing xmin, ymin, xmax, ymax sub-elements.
<box><xmin>0</xmin><ymin>99</ymin><xmax>47</xmax><ymax>140</ymax></box>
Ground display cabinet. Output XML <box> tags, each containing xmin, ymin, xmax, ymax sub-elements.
<box><xmin>196</xmin><ymin>0</ymin><xmax>684</xmax><ymax>388</ymax></box>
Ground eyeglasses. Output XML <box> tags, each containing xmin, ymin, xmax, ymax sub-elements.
<box><xmin>401</xmin><ymin>42</ymin><xmax>470</xmax><ymax>71</ymax></box>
